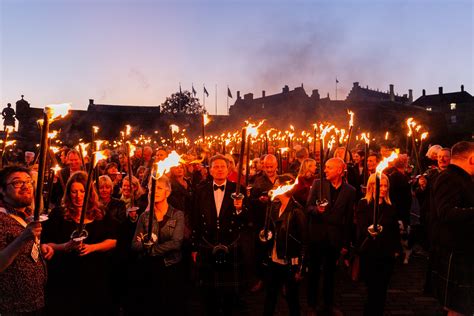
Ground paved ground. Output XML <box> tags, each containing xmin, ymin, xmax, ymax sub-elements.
<box><xmin>191</xmin><ymin>253</ymin><xmax>444</xmax><ymax>315</ymax></box>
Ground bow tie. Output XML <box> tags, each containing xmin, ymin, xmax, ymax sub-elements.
<box><xmin>213</xmin><ymin>184</ymin><xmax>225</xmax><ymax>191</ymax></box>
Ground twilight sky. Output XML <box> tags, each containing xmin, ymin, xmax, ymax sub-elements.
<box><xmin>1</xmin><ymin>0</ymin><xmax>472</xmax><ymax>114</ymax></box>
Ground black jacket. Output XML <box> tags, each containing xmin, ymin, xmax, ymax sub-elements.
<box><xmin>431</xmin><ymin>164</ymin><xmax>474</xmax><ymax>252</ymax></box>
<box><xmin>306</xmin><ymin>178</ymin><xmax>356</xmax><ymax>249</ymax></box>
<box><xmin>264</xmin><ymin>198</ymin><xmax>307</xmax><ymax>264</ymax></box>
<box><xmin>356</xmin><ymin>199</ymin><xmax>401</xmax><ymax>258</ymax></box>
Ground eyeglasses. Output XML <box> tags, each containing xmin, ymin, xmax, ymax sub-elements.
<box><xmin>7</xmin><ymin>179</ymin><xmax>35</xmax><ymax>188</ymax></box>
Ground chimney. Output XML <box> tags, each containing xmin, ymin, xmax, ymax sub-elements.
<box><xmin>461</xmin><ymin>84</ymin><xmax>464</xmax><ymax>92</ymax></box>
<box><xmin>353</xmin><ymin>82</ymin><xmax>359</xmax><ymax>88</ymax></box>
<box><xmin>408</xmin><ymin>89</ymin><xmax>413</xmax><ymax>103</ymax></box>
<box><xmin>327</xmin><ymin>93</ymin><xmax>330</xmax><ymax>99</ymax></box>
<box><xmin>312</xmin><ymin>89</ymin><xmax>320</xmax><ymax>100</ymax></box>
<box><xmin>282</xmin><ymin>85</ymin><xmax>290</xmax><ymax>93</ymax></box>
<box><xmin>244</xmin><ymin>93</ymin><xmax>254</xmax><ymax>101</ymax></box>
<box><xmin>439</xmin><ymin>86</ymin><xmax>443</xmax><ymax>95</ymax></box>
<box><xmin>262</xmin><ymin>90</ymin><xmax>266</xmax><ymax>98</ymax></box>
<box><xmin>237</xmin><ymin>91</ymin><xmax>241</xmax><ymax>99</ymax></box>
<box><xmin>422</xmin><ymin>89</ymin><xmax>426</xmax><ymax>96</ymax></box>
<box><xmin>89</xmin><ymin>99</ymin><xmax>94</xmax><ymax>105</ymax></box>
<box><xmin>389</xmin><ymin>84</ymin><xmax>395</xmax><ymax>101</ymax></box>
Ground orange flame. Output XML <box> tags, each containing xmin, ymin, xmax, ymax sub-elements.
<box><xmin>375</xmin><ymin>151</ymin><xmax>399</xmax><ymax>175</ymax></box>
<box><xmin>203</xmin><ymin>114</ymin><xmax>211</xmax><ymax>126</ymax></box>
<box><xmin>170</xmin><ymin>124</ymin><xmax>180</xmax><ymax>134</ymax></box>
<box><xmin>45</xmin><ymin>103</ymin><xmax>71</xmax><ymax>121</ymax></box>
<box><xmin>95</xmin><ymin>140</ymin><xmax>104</xmax><ymax>151</ymax></box>
<box><xmin>269</xmin><ymin>178</ymin><xmax>299</xmax><ymax>201</ymax></box>
<box><xmin>245</xmin><ymin>120</ymin><xmax>265</xmax><ymax>138</ymax></box>
<box><xmin>347</xmin><ymin>110</ymin><xmax>354</xmax><ymax>127</ymax></box>
<box><xmin>155</xmin><ymin>151</ymin><xmax>182</xmax><ymax>178</ymax></box>
<box><xmin>361</xmin><ymin>133</ymin><xmax>370</xmax><ymax>144</ymax></box>
<box><xmin>421</xmin><ymin>132</ymin><xmax>428</xmax><ymax>140</ymax></box>
<box><xmin>125</xmin><ymin>125</ymin><xmax>132</xmax><ymax>136</ymax></box>
<box><xmin>48</xmin><ymin>130</ymin><xmax>58</xmax><ymax>139</ymax></box>
<box><xmin>52</xmin><ymin>164</ymin><xmax>62</xmax><ymax>173</ymax></box>
<box><xmin>92</xmin><ymin>126</ymin><xmax>99</xmax><ymax>134</ymax></box>
<box><xmin>5</xmin><ymin>126</ymin><xmax>14</xmax><ymax>133</ymax></box>
<box><xmin>94</xmin><ymin>150</ymin><xmax>108</xmax><ymax>166</ymax></box>
<box><xmin>385</xmin><ymin>131</ymin><xmax>389</xmax><ymax>140</ymax></box>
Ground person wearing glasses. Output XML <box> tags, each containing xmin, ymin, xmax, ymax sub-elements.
<box><xmin>0</xmin><ymin>165</ymin><xmax>54</xmax><ymax>314</ymax></box>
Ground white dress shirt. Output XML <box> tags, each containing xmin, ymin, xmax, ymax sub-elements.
<box><xmin>213</xmin><ymin>180</ymin><xmax>227</xmax><ymax>217</ymax></box>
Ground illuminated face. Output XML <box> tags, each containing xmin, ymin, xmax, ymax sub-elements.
<box><xmin>107</xmin><ymin>166</ymin><xmax>118</xmax><ymax>180</ymax></box>
<box><xmin>437</xmin><ymin>150</ymin><xmax>451</xmax><ymax>170</ymax></box>
<box><xmin>121</xmin><ymin>179</ymin><xmax>138</xmax><ymax>199</ymax></box>
<box><xmin>324</xmin><ymin>160</ymin><xmax>343</xmax><ymax>181</ymax></box>
<box><xmin>171</xmin><ymin>165</ymin><xmax>185</xmax><ymax>177</ymax></box>
<box><xmin>307</xmin><ymin>161</ymin><xmax>317</xmax><ymax>175</ymax></box>
<box><xmin>0</xmin><ymin>172</ymin><xmax>34</xmax><ymax>208</ymax></box>
<box><xmin>367</xmin><ymin>156</ymin><xmax>378</xmax><ymax>172</ymax></box>
<box><xmin>70</xmin><ymin>182</ymin><xmax>85</xmax><ymax>209</ymax></box>
<box><xmin>99</xmin><ymin>184</ymin><xmax>112</xmax><ymax>201</ymax></box>
<box><xmin>143</xmin><ymin>147</ymin><xmax>153</xmax><ymax>161</ymax></box>
<box><xmin>379</xmin><ymin>178</ymin><xmax>389</xmax><ymax>199</ymax></box>
<box><xmin>68</xmin><ymin>153</ymin><xmax>82</xmax><ymax>171</ymax></box>
<box><xmin>353</xmin><ymin>152</ymin><xmax>361</xmax><ymax>164</ymax></box>
<box><xmin>210</xmin><ymin>159</ymin><xmax>229</xmax><ymax>182</ymax></box>
<box><xmin>154</xmin><ymin>181</ymin><xmax>170</xmax><ymax>203</ymax></box>
<box><xmin>156</xmin><ymin>150</ymin><xmax>168</xmax><ymax>162</ymax></box>
<box><xmin>118</xmin><ymin>154</ymin><xmax>128</xmax><ymax>167</ymax></box>
<box><xmin>60</xmin><ymin>151</ymin><xmax>68</xmax><ymax>164</ymax></box>
<box><xmin>263</xmin><ymin>159</ymin><xmax>278</xmax><ymax>178</ymax></box>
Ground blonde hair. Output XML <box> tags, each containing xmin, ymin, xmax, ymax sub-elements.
<box><xmin>298</xmin><ymin>158</ymin><xmax>316</xmax><ymax>177</ymax></box>
<box><xmin>364</xmin><ymin>173</ymin><xmax>391</xmax><ymax>205</ymax></box>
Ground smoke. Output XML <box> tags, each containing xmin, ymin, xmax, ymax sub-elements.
<box><xmin>128</xmin><ymin>68</ymin><xmax>150</xmax><ymax>90</ymax></box>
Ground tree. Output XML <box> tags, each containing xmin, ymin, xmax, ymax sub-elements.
<box><xmin>160</xmin><ymin>90</ymin><xmax>206</xmax><ymax>115</ymax></box>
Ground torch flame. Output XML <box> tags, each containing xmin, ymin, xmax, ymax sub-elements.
<box><xmin>280</xmin><ymin>147</ymin><xmax>289</xmax><ymax>153</ymax></box>
<box><xmin>52</xmin><ymin>164</ymin><xmax>62</xmax><ymax>173</ymax></box>
<box><xmin>421</xmin><ymin>132</ymin><xmax>428</xmax><ymax>140</ymax></box>
<box><xmin>375</xmin><ymin>151</ymin><xmax>399</xmax><ymax>175</ymax></box>
<box><xmin>95</xmin><ymin>140</ymin><xmax>104</xmax><ymax>151</ymax></box>
<box><xmin>48</xmin><ymin>130</ymin><xmax>58</xmax><ymax>139</ymax></box>
<box><xmin>170</xmin><ymin>124</ymin><xmax>180</xmax><ymax>134</ymax></box>
<box><xmin>94</xmin><ymin>150</ymin><xmax>108</xmax><ymax>166</ymax></box>
<box><xmin>245</xmin><ymin>120</ymin><xmax>265</xmax><ymax>138</ymax></box>
<box><xmin>361</xmin><ymin>133</ymin><xmax>370</xmax><ymax>144</ymax></box>
<box><xmin>125</xmin><ymin>125</ymin><xmax>132</xmax><ymax>136</ymax></box>
<box><xmin>92</xmin><ymin>126</ymin><xmax>99</xmax><ymax>134</ymax></box>
<box><xmin>347</xmin><ymin>110</ymin><xmax>354</xmax><ymax>127</ymax></box>
<box><xmin>5</xmin><ymin>126</ymin><xmax>14</xmax><ymax>133</ymax></box>
<box><xmin>203</xmin><ymin>114</ymin><xmax>211</xmax><ymax>126</ymax></box>
<box><xmin>45</xmin><ymin>103</ymin><xmax>71</xmax><ymax>121</ymax></box>
<box><xmin>50</xmin><ymin>146</ymin><xmax>60</xmax><ymax>154</ymax></box>
<box><xmin>385</xmin><ymin>131</ymin><xmax>389</xmax><ymax>140</ymax></box>
<box><xmin>269</xmin><ymin>178</ymin><xmax>299</xmax><ymax>201</ymax></box>
<box><xmin>155</xmin><ymin>151</ymin><xmax>182</xmax><ymax>178</ymax></box>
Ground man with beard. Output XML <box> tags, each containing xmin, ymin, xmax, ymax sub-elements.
<box><xmin>0</xmin><ymin>166</ymin><xmax>54</xmax><ymax>314</ymax></box>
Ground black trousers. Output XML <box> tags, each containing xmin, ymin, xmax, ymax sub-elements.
<box><xmin>360</xmin><ymin>254</ymin><xmax>395</xmax><ymax>316</ymax></box>
<box><xmin>307</xmin><ymin>242</ymin><xmax>340</xmax><ymax>308</ymax></box>
<box><xmin>263</xmin><ymin>262</ymin><xmax>300</xmax><ymax>316</ymax></box>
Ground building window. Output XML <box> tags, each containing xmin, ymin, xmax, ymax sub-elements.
<box><xmin>450</xmin><ymin>103</ymin><xmax>456</xmax><ymax>110</ymax></box>
<box><xmin>451</xmin><ymin>115</ymin><xmax>457</xmax><ymax>124</ymax></box>
<box><xmin>426</xmin><ymin>107</ymin><xmax>432</xmax><ymax>111</ymax></box>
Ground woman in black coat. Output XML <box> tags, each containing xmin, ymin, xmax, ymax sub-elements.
<box><xmin>356</xmin><ymin>173</ymin><xmax>400</xmax><ymax>316</ymax></box>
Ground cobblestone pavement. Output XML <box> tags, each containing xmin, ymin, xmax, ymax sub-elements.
<box><xmin>192</xmin><ymin>254</ymin><xmax>444</xmax><ymax>315</ymax></box>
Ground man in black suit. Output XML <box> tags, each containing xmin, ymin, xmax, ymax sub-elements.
<box><xmin>306</xmin><ymin>158</ymin><xmax>356</xmax><ymax>315</ymax></box>
<box><xmin>191</xmin><ymin>154</ymin><xmax>245</xmax><ymax>315</ymax></box>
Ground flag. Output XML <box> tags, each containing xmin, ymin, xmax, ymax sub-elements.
<box><xmin>336</xmin><ymin>78</ymin><xmax>339</xmax><ymax>84</ymax></box>
<box><xmin>192</xmin><ymin>85</ymin><xmax>197</xmax><ymax>96</ymax></box>
<box><xmin>204</xmin><ymin>86</ymin><xmax>209</xmax><ymax>97</ymax></box>
<box><xmin>227</xmin><ymin>87</ymin><xmax>233</xmax><ymax>98</ymax></box>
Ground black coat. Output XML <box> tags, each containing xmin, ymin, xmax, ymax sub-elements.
<box><xmin>387</xmin><ymin>169</ymin><xmax>412</xmax><ymax>225</ymax></box>
<box><xmin>306</xmin><ymin>179</ymin><xmax>356</xmax><ymax>249</ymax></box>
<box><xmin>191</xmin><ymin>181</ymin><xmax>246</xmax><ymax>249</ymax></box>
<box><xmin>431</xmin><ymin>164</ymin><xmax>474</xmax><ymax>251</ymax></box>
<box><xmin>264</xmin><ymin>198</ymin><xmax>307</xmax><ymax>263</ymax></box>
<box><xmin>103</xmin><ymin>197</ymin><xmax>127</xmax><ymax>224</ymax></box>
<box><xmin>356</xmin><ymin>199</ymin><xmax>401</xmax><ymax>258</ymax></box>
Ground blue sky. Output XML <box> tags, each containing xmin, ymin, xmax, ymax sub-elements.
<box><xmin>1</xmin><ymin>0</ymin><xmax>472</xmax><ymax>114</ymax></box>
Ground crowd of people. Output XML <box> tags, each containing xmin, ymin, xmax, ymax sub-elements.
<box><xmin>0</xmin><ymin>138</ymin><xmax>473</xmax><ymax>316</ymax></box>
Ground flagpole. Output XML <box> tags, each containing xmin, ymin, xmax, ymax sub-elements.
<box><xmin>227</xmin><ymin>85</ymin><xmax>229</xmax><ymax>115</ymax></box>
<box><xmin>335</xmin><ymin>78</ymin><xmax>338</xmax><ymax>101</ymax></box>
<box><xmin>215</xmin><ymin>84</ymin><xmax>218</xmax><ymax>115</ymax></box>
<box><xmin>203</xmin><ymin>84</ymin><xmax>206</xmax><ymax>111</ymax></box>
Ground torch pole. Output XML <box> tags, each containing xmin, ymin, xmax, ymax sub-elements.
<box><xmin>34</xmin><ymin>110</ymin><xmax>50</xmax><ymax>221</ymax></box>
